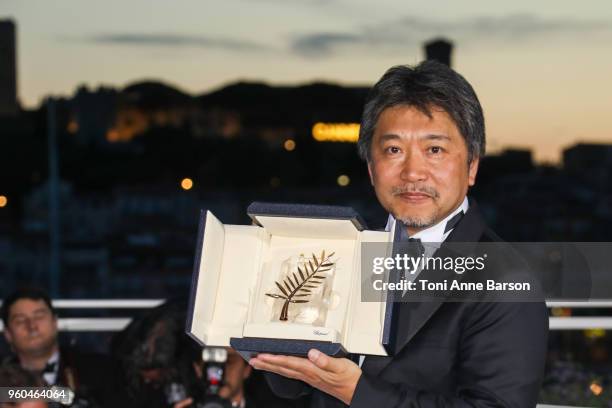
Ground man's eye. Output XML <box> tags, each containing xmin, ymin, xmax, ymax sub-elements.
<box><xmin>386</xmin><ymin>146</ymin><xmax>401</xmax><ymax>154</ymax></box>
<box><xmin>429</xmin><ymin>146</ymin><xmax>443</xmax><ymax>154</ymax></box>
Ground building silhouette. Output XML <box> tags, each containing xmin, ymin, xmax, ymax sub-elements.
<box><xmin>563</xmin><ymin>143</ymin><xmax>612</xmax><ymax>192</ymax></box>
<box><xmin>71</xmin><ymin>85</ymin><xmax>118</xmax><ymax>145</ymax></box>
<box><xmin>425</xmin><ymin>38</ymin><xmax>453</xmax><ymax>67</ymax></box>
<box><xmin>0</xmin><ymin>20</ymin><xmax>18</xmax><ymax>116</ymax></box>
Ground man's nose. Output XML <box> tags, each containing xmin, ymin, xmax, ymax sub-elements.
<box><xmin>399</xmin><ymin>150</ymin><xmax>428</xmax><ymax>182</ymax></box>
<box><xmin>25</xmin><ymin>318</ymin><xmax>38</xmax><ymax>332</ymax></box>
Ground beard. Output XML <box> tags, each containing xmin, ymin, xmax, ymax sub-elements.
<box><xmin>396</xmin><ymin>214</ymin><xmax>437</xmax><ymax>230</ymax></box>
<box><xmin>390</xmin><ymin>184</ymin><xmax>440</xmax><ymax>229</ymax></box>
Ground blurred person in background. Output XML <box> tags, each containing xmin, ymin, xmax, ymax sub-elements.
<box><xmin>171</xmin><ymin>346</ymin><xmax>253</xmax><ymax>408</ymax></box>
<box><xmin>0</xmin><ymin>363</ymin><xmax>48</xmax><ymax>408</ymax></box>
<box><xmin>172</xmin><ymin>346</ymin><xmax>308</xmax><ymax>408</ymax></box>
<box><xmin>1</xmin><ymin>288</ymin><xmax>117</xmax><ymax>407</ymax></box>
<box><xmin>113</xmin><ymin>298</ymin><xmax>307</xmax><ymax>408</ymax></box>
<box><xmin>112</xmin><ymin>298</ymin><xmax>201</xmax><ymax>408</ymax></box>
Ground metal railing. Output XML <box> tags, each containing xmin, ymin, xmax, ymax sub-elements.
<box><xmin>0</xmin><ymin>299</ymin><xmax>164</xmax><ymax>332</ymax></box>
<box><xmin>0</xmin><ymin>299</ymin><xmax>594</xmax><ymax>408</ymax></box>
<box><xmin>2</xmin><ymin>299</ymin><xmax>612</xmax><ymax>332</ymax></box>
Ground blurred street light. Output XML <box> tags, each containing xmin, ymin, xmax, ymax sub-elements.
<box><xmin>584</xmin><ymin>328</ymin><xmax>606</xmax><ymax>340</ymax></box>
<box><xmin>337</xmin><ymin>175</ymin><xmax>350</xmax><ymax>187</ymax></box>
<box><xmin>590</xmin><ymin>382</ymin><xmax>603</xmax><ymax>396</ymax></box>
<box><xmin>181</xmin><ymin>178</ymin><xmax>194</xmax><ymax>190</ymax></box>
<box><xmin>284</xmin><ymin>139</ymin><xmax>296</xmax><ymax>151</ymax></box>
<box><xmin>0</xmin><ymin>195</ymin><xmax>7</xmax><ymax>207</ymax></box>
<box><xmin>67</xmin><ymin>120</ymin><xmax>79</xmax><ymax>134</ymax></box>
<box><xmin>551</xmin><ymin>307</ymin><xmax>572</xmax><ymax>317</ymax></box>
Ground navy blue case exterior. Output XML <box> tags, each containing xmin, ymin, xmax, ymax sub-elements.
<box><xmin>381</xmin><ymin>222</ymin><xmax>403</xmax><ymax>356</ymax></box>
<box><xmin>186</xmin><ymin>209</ymin><xmax>207</xmax><ymax>347</ymax></box>
<box><xmin>247</xmin><ymin>202</ymin><xmax>368</xmax><ymax>231</ymax></box>
<box><xmin>230</xmin><ymin>337</ymin><xmax>347</xmax><ymax>360</ymax></box>
<box><xmin>186</xmin><ymin>202</ymin><xmax>396</xmax><ymax>357</ymax></box>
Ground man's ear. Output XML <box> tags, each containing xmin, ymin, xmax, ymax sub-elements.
<box><xmin>468</xmin><ymin>156</ymin><xmax>480</xmax><ymax>187</ymax></box>
<box><xmin>367</xmin><ymin>161</ymin><xmax>374</xmax><ymax>186</ymax></box>
<box><xmin>4</xmin><ymin>325</ymin><xmax>13</xmax><ymax>345</ymax></box>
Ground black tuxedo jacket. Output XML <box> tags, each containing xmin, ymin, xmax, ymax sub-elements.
<box><xmin>57</xmin><ymin>346</ymin><xmax>121</xmax><ymax>406</ymax></box>
<box><xmin>3</xmin><ymin>346</ymin><xmax>120</xmax><ymax>407</ymax></box>
<box><xmin>264</xmin><ymin>200</ymin><xmax>549</xmax><ymax>407</ymax></box>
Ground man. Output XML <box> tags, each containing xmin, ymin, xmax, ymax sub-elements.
<box><xmin>1</xmin><ymin>288</ymin><xmax>116</xmax><ymax>407</ymax></box>
<box><xmin>249</xmin><ymin>61</ymin><xmax>549</xmax><ymax>407</ymax></box>
<box><xmin>1</xmin><ymin>289</ymin><xmax>59</xmax><ymax>386</ymax></box>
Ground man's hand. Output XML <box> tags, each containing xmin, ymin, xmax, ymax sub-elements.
<box><xmin>249</xmin><ymin>349</ymin><xmax>361</xmax><ymax>405</ymax></box>
<box><xmin>173</xmin><ymin>397</ymin><xmax>193</xmax><ymax>408</ymax></box>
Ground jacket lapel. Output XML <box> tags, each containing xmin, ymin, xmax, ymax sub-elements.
<box><xmin>444</xmin><ymin>198</ymin><xmax>487</xmax><ymax>245</ymax></box>
<box><xmin>362</xmin><ymin>198</ymin><xmax>487</xmax><ymax>376</ymax></box>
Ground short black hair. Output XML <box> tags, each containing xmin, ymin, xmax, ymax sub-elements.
<box><xmin>1</xmin><ymin>287</ymin><xmax>56</xmax><ymax>326</ymax></box>
<box><xmin>358</xmin><ymin>60</ymin><xmax>485</xmax><ymax>164</ymax></box>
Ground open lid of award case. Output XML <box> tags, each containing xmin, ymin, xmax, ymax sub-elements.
<box><xmin>186</xmin><ymin>202</ymin><xmax>396</xmax><ymax>357</ymax></box>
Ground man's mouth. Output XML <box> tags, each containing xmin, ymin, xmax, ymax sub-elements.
<box><xmin>397</xmin><ymin>192</ymin><xmax>432</xmax><ymax>203</ymax></box>
<box><xmin>391</xmin><ymin>185</ymin><xmax>438</xmax><ymax>201</ymax></box>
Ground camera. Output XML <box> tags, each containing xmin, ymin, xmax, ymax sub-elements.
<box><xmin>194</xmin><ymin>347</ymin><xmax>234</xmax><ymax>408</ymax></box>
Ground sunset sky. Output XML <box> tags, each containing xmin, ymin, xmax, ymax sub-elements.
<box><xmin>3</xmin><ymin>0</ymin><xmax>612</xmax><ymax>162</ymax></box>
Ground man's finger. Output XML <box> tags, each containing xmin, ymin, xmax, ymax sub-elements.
<box><xmin>308</xmin><ymin>348</ymin><xmax>342</xmax><ymax>372</ymax></box>
<box><xmin>173</xmin><ymin>398</ymin><xmax>194</xmax><ymax>408</ymax></box>
<box><xmin>249</xmin><ymin>358</ymin><xmax>305</xmax><ymax>380</ymax></box>
<box><xmin>256</xmin><ymin>353</ymin><xmax>315</xmax><ymax>372</ymax></box>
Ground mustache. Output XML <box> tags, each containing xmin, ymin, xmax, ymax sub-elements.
<box><xmin>391</xmin><ymin>185</ymin><xmax>439</xmax><ymax>199</ymax></box>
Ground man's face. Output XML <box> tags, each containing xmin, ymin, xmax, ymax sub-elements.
<box><xmin>367</xmin><ymin>105</ymin><xmax>479</xmax><ymax>234</ymax></box>
<box><xmin>3</xmin><ymin>299</ymin><xmax>58</xmax><ymax>358</ymax></box>
<box><xmin>218</xmin><ymin>348</ymin><xmax>251</xmax><ymax>402</ymax></box>
<box><xmin>1</xmin><ymin>402</ymin><xmax>48</xmax><ymax>408</ymax></box>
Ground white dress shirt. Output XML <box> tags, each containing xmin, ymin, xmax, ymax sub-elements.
<box><xmin>358</xmin><ymin>197</ymin><xmax>469</xmax><ymax>368</ymax></box>
<box><xmin>43</xmin><ymin>350</ymin><xmax>60</xmax><ymax>385</ymax></box>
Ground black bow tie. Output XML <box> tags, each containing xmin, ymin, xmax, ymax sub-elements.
<box><xmin>42</xmin><ymin>362</ymin><xmax>57</xmax><ymax>374</ymax></box>
<box><xmin>396</xmin><ymin>238</ymin><xmax>424</xmax><ymax>282</ymax></box>
<box><xmin>407</xmin><ymin>237</ymin><xmax>425</xmax><ymax>256</ymax></box>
